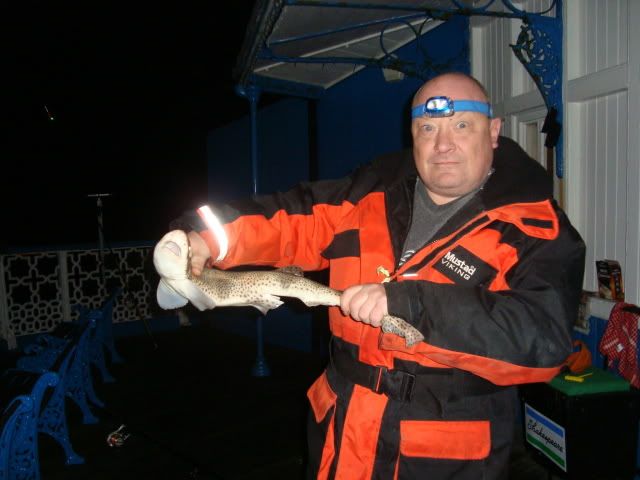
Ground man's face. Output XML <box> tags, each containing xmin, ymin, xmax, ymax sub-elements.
<box><xmin>411</xmin><ymin>76</ymin><xmax>502</xmax><ymax>204</ymax></box>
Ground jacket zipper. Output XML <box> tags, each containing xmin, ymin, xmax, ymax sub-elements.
<box><xmin>391</xmin><ymin>214</ymin><xmax>491</xmax><ymax>280</ymax></box>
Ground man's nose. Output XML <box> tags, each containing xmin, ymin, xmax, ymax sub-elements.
<box><xmin>434</xmin><ymin>128</ymin><xmax>454</xmax><ymax>153</ymax></box>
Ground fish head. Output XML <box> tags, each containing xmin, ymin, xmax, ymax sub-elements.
<box><xmin>153</xmin><ymin>229</ymin><xmax>190</xmax><ymax>281</ymax></box>
<box><xmin>153</xmin><ymin>230</ymin><xmax>193</xmax><ymax>310</ymax></box>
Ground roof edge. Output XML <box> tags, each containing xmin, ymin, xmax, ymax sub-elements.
<box><xmin>232</xmin><ymin>0</ymin><xmax>284</xmax><ymax>87</ymax></box>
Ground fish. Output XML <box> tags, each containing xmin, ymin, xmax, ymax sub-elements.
<box><xmin>153</xmin><ymin>229</ymin><xmax>425</xmax><ymax>347</ymax></box>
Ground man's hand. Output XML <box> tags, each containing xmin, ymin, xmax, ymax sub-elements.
<box><xmin>340</xmin><ymin>284</ymin><xmax>388</xmax><ymax>328</ymax></box>
<box><xmin>187</xmin><ymin>231</ymin><xmax>211</xmax><ymax>276</ymax></box>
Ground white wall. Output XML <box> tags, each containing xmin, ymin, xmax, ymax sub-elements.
<box><xmin>471</xmin><ymin>0</ymin><xmax>640</xmax><ymax>304</ymax></box>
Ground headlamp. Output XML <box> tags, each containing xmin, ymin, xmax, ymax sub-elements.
<box><xmin>411</xmin><ymin>96</ymin><xmax>493</xmax><ymax>119</ymax></box>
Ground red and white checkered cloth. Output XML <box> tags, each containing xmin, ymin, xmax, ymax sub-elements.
<box><xmin>599</xmin><ymin>302</ymin><xmax>639</xmax><ymax>388</ymax></box>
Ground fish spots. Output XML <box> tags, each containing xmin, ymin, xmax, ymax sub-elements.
<box><xmin>160</xmin><ymin>250</ymin><xmax>425</xmax><ymax>347</ymax></box>
<box><xmin>214</xmin><ymin>279</ymin><xmax>234</xmax><ymax>299</ymax></box>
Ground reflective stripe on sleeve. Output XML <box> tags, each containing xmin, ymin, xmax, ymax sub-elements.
<box><xmin>197</xmin><ymin>205</ymin><xmax>229</xmax><ymax>263</ymax></box>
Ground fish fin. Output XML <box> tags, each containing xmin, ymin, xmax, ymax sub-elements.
<box><xmin>158</xmin><ymin>279</ymin><xmax>217</xmax><ymax>311</ymax></box>
<box><xmin>156</xmin><ymin>280</ymin><xmax>189</xmax><ymax>309</ymax></box>
<box><xmin>277</xmin><ymin>265</ymin><xmax>304</xmax><ymax>277</ymax></box>
<box><xmin>298</xmin><ymin>299</ymin><xmax>326</xmax><ymax>307</ymax></box>
<box><xmin>249</xmin><ymin>294</ymin><xmax>284</xmax><ymax>315</ymax></box>
<box><xmin>174</xmin><ymin>280</ymin><xmax>217</xmax><ymax>311</ymax></box>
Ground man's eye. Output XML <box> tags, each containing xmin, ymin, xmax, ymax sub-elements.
<box><xmin>456</xmin><ymin>121</ymin><xmax>469</xmax><ymax>129</ymax></box>
<box><xmin>421</xmin><ymin>124</ymin><xmax>435</xmax><ymax>132</ymax></box>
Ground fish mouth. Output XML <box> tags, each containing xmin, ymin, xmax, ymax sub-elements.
<box><xmin>163</xmin><ymin>240</ymin><xmax>182</xmax><ymax>258</ymax></box>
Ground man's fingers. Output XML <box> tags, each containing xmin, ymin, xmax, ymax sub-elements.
<box><xmin>340</xmin><ymin>285</ymin><xmax>361</xmax><ymax>316</ymax></box>
<box><xmin>340</xmin><ymin>284</ymin><xmax>388</xmax><ymax>327</ymax></box>
<box><xmin>189</xmin><ymin>252</ymin><xmax>206</xmax><ymax>276</ymax></box>
<box><xmin>186</xmin><ymin>230</ymin><xmax>211</xmax><ymax>277</ymax></box>
<box><xmin>368</xmin><ymin>306</ymin><xmax>385</xmax><ymax>328</ymax></box>
<box><xmin>190</xmin><ymin>251</ymin><xmax>207</xmax><ymax>276</ymax></box>
<box><xmin>353</xmin><ymin>294</ymin><xmax>374</xmax><ymax>323</ymax></box>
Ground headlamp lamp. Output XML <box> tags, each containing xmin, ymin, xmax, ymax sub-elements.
<box><xmin>411</xmin><ymin>96</ymin><xmax>493</xmax><ymax>119</ymax></box>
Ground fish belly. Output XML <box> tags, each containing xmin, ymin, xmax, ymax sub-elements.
<box><xmin>264</xmin><ymin>272</ymin><xmax>340</xmax><ymax>307</ymax></box>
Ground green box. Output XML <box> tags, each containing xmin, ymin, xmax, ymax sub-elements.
<box><xmin>549</xmin><ymin>367</ymin><xmax>630</xmax><ymax>396</ymax></box>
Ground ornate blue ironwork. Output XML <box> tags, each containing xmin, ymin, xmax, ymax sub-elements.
<box><xmin>0</xmin><ymin>370</ymin><xmax>59</xmax><ymax>479</ymax></box>
<box><xmin>35</xmin><ymin>342</ymin><xmax>85</xmax><ymax>465</ymax></box>
<box><xmin>511</xmin><ymin>9</ymin><xmax>564</xmax><ymax>177</ymax></box>
<box><xmin>17</xmin><ymin>317</ymin><xmax>102</xmax><ymax>424</ymax></box>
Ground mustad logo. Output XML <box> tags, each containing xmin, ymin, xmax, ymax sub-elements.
<box><xmin>434</xmin><ymin>245</ymin><xmax>498</xmax><ymax>286</ymax></box>
<box><xmin>442</xmin><ymin>251</ymin><xmax>476</xmax><ymax>280</ymax></box>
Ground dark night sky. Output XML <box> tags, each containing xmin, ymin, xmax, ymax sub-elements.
<box><xmin>4</xmin><ymin>2</ymin><xmax>258</xmax><ymax>249</ymax></box>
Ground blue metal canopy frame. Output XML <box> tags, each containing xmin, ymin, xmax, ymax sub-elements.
<box><xmin>235</xmin><ymin>0</ymin><xmax>564</xmax><ymax>176</ymax></box>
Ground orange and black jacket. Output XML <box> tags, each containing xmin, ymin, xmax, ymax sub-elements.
<box><xmin>174</xmin><ymin>136</ymin><xmax>586</xmax><ymax>479</ymax></box>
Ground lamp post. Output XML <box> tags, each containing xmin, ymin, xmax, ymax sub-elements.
<box><xmin>87</xmin><ymin>193</ymin><xmax>112</xmax><ymax>289</ymax></box>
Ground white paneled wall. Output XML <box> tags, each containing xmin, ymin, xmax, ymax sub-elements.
<box><xmin>471</xmin><ymin>0</ymin><xmax>640</xmax><ymax>303</ymax></box>
<box><xmin>565</xmin><ymin>0</ymin><xmax>639</xmax><ymax>303</ymax></box>
<box><xmin>567</xmin><ymin>93</ymin><xmax>628</xmax><ymax>292</ymax></box>
<box><xmin>567</xmin><ymin>0</ymin><xmax>627</xmax><ymax>80</ymax></box>
<box><xmin>471</xmin><ymin>16</ymin><xmax>510</xmax><ymax>103</ymax></box>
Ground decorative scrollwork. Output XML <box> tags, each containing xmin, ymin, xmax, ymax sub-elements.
<box><xmin>511</xmin><ymin>14</ymin><xmax>564</xmax><ymax>177</ymax></box>
<box><xmin>511</xmin><ymin>17</ymin><xmax>562</xmax><ymax>116</ymax></box>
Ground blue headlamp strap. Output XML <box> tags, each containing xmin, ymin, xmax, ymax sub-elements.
<box><xmin>411</xmin><ymin>96</ymin><xmax>493</xmax><ymax>119</ymax></box>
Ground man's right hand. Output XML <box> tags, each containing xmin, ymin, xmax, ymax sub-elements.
<box><xmin>187</xmin><ymin>231</ymin><xmax>211</xmax><ymax>276</ymax></box>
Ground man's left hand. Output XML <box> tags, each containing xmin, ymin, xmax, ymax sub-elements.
<box><xmin>340</xmin><ymin>284</ymin><xmax>388</xmax><ymax>328</ymax></box>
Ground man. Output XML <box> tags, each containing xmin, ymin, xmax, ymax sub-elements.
<box><xmin>171</xmin><ymin>72</ymin><xmax>585</xmax><ymax>479</ymax></box>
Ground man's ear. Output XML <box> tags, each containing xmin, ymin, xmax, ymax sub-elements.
<box><xmin>489</xmin><ymin>117</ymin><xmax>502</xmax><ymax>149</ymax></box>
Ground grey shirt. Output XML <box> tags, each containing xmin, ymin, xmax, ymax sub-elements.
<box><xmin>399</xmin><ymin>179</ymin><xmax>478</xmax><ymax>267</ymax></box>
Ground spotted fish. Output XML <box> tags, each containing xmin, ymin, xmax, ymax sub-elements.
<box><xmin>153</xmin><ymin>230</ymin><xmax>424</xmax><ymax>347</ymax></box>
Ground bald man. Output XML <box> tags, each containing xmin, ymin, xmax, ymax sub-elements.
<box><xmin>170</xmin><ymin>72</ymin><xmax>585</xmax><ymax>479</ymax></box>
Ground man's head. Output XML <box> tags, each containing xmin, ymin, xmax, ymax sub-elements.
<box><xmin>411</xmin><ymin>72</ymin><xmax>502</xmax><ymax>204</ymax></box>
